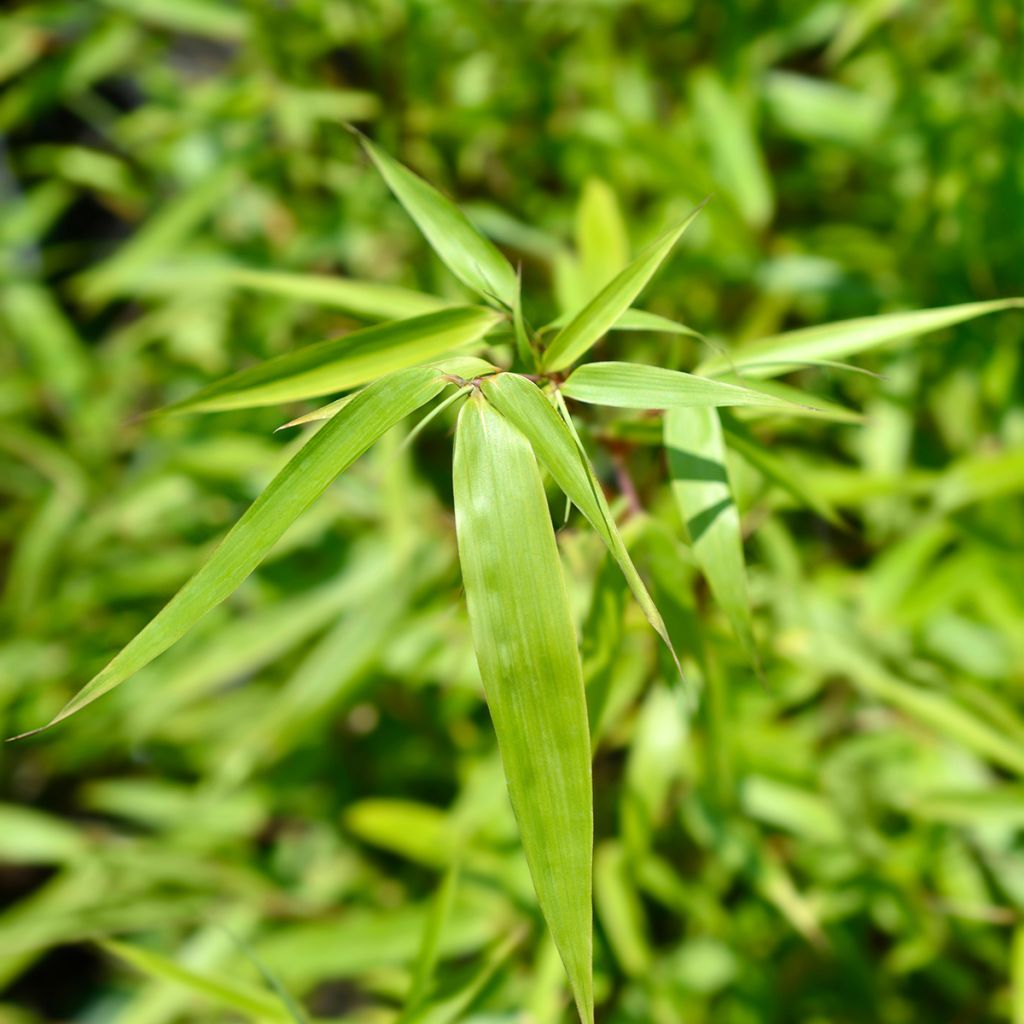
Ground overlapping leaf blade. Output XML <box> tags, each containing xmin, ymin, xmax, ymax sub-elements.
<box><xmin>359</xmin><ymin>135</ymin><xmax>517</xmax><ymax>308</ymax></box>
<box><xmin>481</xmin><ymin>372</ymin><xmax>677</xmax><ymax>668</ymax></box>
<box><xmin>12</xmin><ymin>366</ymin><xmax>449</xmax><ymax>737</ymax></box>
<box><xmin>452</xmin><ymin>396</ymin><xmax>593</xmax><ymax>1024</ymax></box>
<box><xmin>698</xmin><ymin>298</ymin><xmax>1024</xmax><ymax>377</ymax></box>
<box><xmin>167</xmin><ymin>307</ymin><xmax>499</xmax><ymax>414</ymax></box>
<box><xmin>562</xmin><ymin>361</ymin><xmax>804</xmax><ymax>410</ymax></box>
<box><xmin>665</xmin><ymin>407</ymin><xmax>757</xmax><ymax>662</ymax></box>
<box><xmin>542</xmin><ymin>202</ymin><xmax>706</xmax><ymax>372</ymax></box>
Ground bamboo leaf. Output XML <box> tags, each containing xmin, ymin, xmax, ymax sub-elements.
<box><xmin>10</xmin><ymin>367</ymin><xmax>448</xmax><ymax>738</ymax></box>
<box><xmin>167</xmin><ymin>307</ymin><xmax>500</xmax><ymax>414</ymax></box>
<box><xmin>223</xmin><ymin>267</ymin><xmax>449</xmax><ymax>320</ymax></box>
<box><xmin>453</xmin><ymin>396</ymin><xmax>593</xmax><ymax>1024</ymax></box>
<box><xmin>665</xmin><ymin>407</ymin><xmax>757</xmax><ymax>662</ymax></box>
<box><xmin>720</xmin><ymin>413</ymin><xmax>845</xmax><ymax>526</ymax></box>
<box><xmin>542</xmin><ymin>201</ymin><xmax>706</xmax><ymax>372</ymax></box>
<box><xmin>613</xmin><ymin>308</ymin><xmax>702</xmax><ymax>338</ymax></box>
<box><xmin>100</xmin><ymin>939</ymin><xmax>292</xmax><ymax>1022</ymax></box>
<box><xmin>480</xmin><ymin>372</ymin><xmax>678</xmax><ymax>671</ymax></box>
<box><xmin>698</xmin><ymin>298</ymin><xmax>1024</xmax><ymax>377</ymax></box>
<box><xmin>576</xmin><ymin>178</ymin><xmax>629</xmax><ymax>298</ymax></box>
<box><xmin>562</xmin><ymin>362</ymin><xmax>805</xmax><ymax>411</ymax></box>
<box><xmin>359</xmin><ymin>134</ymin><xmax>517</xmax><ymax>308</ymax></box>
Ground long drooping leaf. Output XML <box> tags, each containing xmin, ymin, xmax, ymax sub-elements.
<box><xmin>665</xmin><ymin>406</ymin><xmax>757</xmax><ymax>662</ymax></box>
<box><xmin>453</xmin><ymin>396</ymin><xmax>593</xmax><ymax>1024</ymax></box>
<box><xmin>480</xmin><ymin>372</ymin><xmax>678</xmax><ymax>670</ymax></box>
<box><xmin>561</xmin><ymin>362</ymin><xmax>804</xmax><ymax>411</ymax></box>
<box><xmin>167</xmin><ymin>307</ymin><xmax>500</xmax><ymax>414</ymax></box>
<box><xmin>698</xmin><ymin>298</ymin><xmax>1024</xmax><ymax>377</ymax></box>
<box><xmin>542</xmin><ymin>202</ymin><xmax>706</xmax><ymax>372</ymax></box>
<box><xmin>11</xmin><ymin>367</ymin><xmax>449</xmax><ymax>738</ymax></box>
<box><xmin>359</xmin><ymin>134</ymin><xmax>517</xmax><ymax>308</ymax></box>
<box><xmin>224</xmin><ymin>266</ymin><xmax>449</xmax><ymax>320</ymax></box>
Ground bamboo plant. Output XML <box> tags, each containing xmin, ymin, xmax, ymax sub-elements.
<box><xmin>11</xmin><ymin>133</ymin><xmax>1022</xmax><ymax>1024</ymax></box>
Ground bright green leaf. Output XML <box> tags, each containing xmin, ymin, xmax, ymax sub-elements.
<box><xmin>11</xmin><ymin>366</ymin><xmax>448</xmax><ymax>738</ymax></box>
<box><xmin>166</xmin><ymin>307</ymin><xmax>500</xmax><ymax>414</ymax></box>
<box><xmin>699</xmin><ymin>298</ymin><xmax>1024</xmax><ymax>377</ymax></box>
<box><xmin>359</xmin><ymin>134</ymin><xmax>517</xmax><ymax>308</ymax></box>
<box><xmin>542</xmin><ymin>202</ymin><xmax>706</xmax><ymax>372</ymax></box>
<box><xmin>562</xmin><ymin>362</ymin><xmax>805</xmax><ymax>411</ymax></box>
<box><xmin>665</xmin><ymin>406</ymin><xmax>757</xmax><ymax>662</ymax></box>
<box><xmin>453</xmin><ymin>396</ymin><xmax>593</xmax><ymax>1024</ymax></box>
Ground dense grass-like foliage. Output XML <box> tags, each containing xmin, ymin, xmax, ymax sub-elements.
<box><xmin>2</xmin><ymin>2</ymin><xmax>1023</xmax><ymax>1023</ymax></box>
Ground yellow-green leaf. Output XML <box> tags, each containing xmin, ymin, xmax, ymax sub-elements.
<box><xmin>562</xmin><ymin>362</ymin><xmax>803</xmax><ymax>411</ymax></box>
<box><xmin>224</xmin><ymin>266</ymin><xmax>449</xmax><ymax>320</ymax></box>
<box><xmin>11</xmin><ymin>366</ymin><xmax>449</xmax><ymax>738</ymax></box>
<box><xmin>480</xmin><ymin>372</ymin><xmax>678</xmax><ymax>671</ymax></box>
<box><xmin>542</xmin><ymin>202</ymin><xmax>706</xmax><ymax>372</ymax></box>
<box><xmin>359</xmin><ymin>135</ymin><xmax>517</xmax><ymax>308</ymax></box>
<box><xmin>453</xmin><ymin>396</ymin><xmax>593</xmax><ymax>1024</ymax></box>
<box><xmin>665</xmin><ymin>406</ymin><xmax>756</xmax><ymax>662</ymax></box>
<box><xmin>167</xmin><ymin>307</ymin><xmax>500</xmax><ymax>414</ymax></box>
<box><xmin>698</xmin><ymin>298</ymin><xmax>1024</xmax><ymax>378</ymax></box>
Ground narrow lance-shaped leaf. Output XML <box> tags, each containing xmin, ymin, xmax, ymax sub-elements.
<box><xmin>279</xmin><ymin>356</ymin><xmax>499</xmax><ymax>429</ymax></box>
<box><xmin>665</xmin><ymin>406</ymin><xmax>757</xmax><ymax>664</ymax></box>
<box><xmin>720</xmin><ymin>412</ymin><xmax>844</xmax><ymax>527</ymax></box>
<box><xmin>542</xmin><ymin>200</ymin><xmax>706</xmax><ymax>372</ymax></box>
<box><xmin>575</xmin><ymin>178</ymin><xmax>629</xmax><ymax>298</ymax></box>
<box><xmin>562</xmin><ymin>361</ymin><xmax>806</xmax><ymax>411</ymax></box>
<box><xmin>223</xmin><ymin>266</ymin><xmax>449</xmax><ymax>321</ymax></box>
<box><xmin>11</xmin><ymin>366</ymin><xmax>449</xmax><ymax>739</ymax></box>
<box><xmin>697</xmin><ymin>297</ymin><xmax>1024</xmax><ymax>378</ymax></box>
<box><xmin>167</xmin><ymin>307</ymin><xmax>500</xmax><ymax>414</ymax></box>
<box><xmin>453</xmin><ymin>396</ymin><xmax>593</xmax><ymax>1024</ymax></box>
<box><xmin>100</xmin><ymin>939</ymin><xmax>294</xmax><ymax>1022</ymax></box>
<box><xmin>358</xmin><ymin>134</ymin><xmax>518</xmax><ymax>309</ymax></box>
<box><xmin>480</xmin><ymin>373</ymin><xmax>679</xmax><ymax>674</ymax></box>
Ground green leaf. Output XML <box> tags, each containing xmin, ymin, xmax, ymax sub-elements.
<box><xmin>10</xmin><ymin>366</ymin><xmax>448</xmax><ymax>738</ymax></box>
<box><xmin>691</xmin><ymin>68</ymin><xmax>774</xmax><ymax>229</ymax></box>
<box><xmin>613</xmin><ymin>308</ymin><xmax>702</xmax><ymax>339</ymax></box>
<box><xmin>359</xmin><ymin>134</ymin><xmax>517</xmax><ymax>308</ymax></box>
<box><xmin>576</xmin><ymin>178</ymin><xmax>629</xmax><ymax>298</ymax></box>
<box><xmin>223</xmin><ymin>266</ymin><xmax>449</xmax><ymax>320</ymax></box>
<box><xmin>167</xmin><ymin>307</ymin><xmax>500</xmax><ymax>414</ymax></box>
<box><xmin>542</xmin><ymin>201</ymin><xmax>706</xmax><ymax>372</ymax></box>
<box><xmin>665</xmin><ymin>407</ymin><xmax>757</xmax><ymax>662</ymax></box>
<box><xmin>698</xmin><ymin>298</ymin><xmax>1024</xmax><ymax>377</ymax></box>
<box><xmin>100</xmin><ymin>939</ymin><xmax>293</xmax><ymax>1022</ymax></box>
<box><xmin>562</xmin><ymin>362</ymin><xmax>805</xmax><ymax>411</ymax></box>
<box><xmin>453</xmin><ymin>395</ymin><xmax>593</xmax><ymax>1024</ymax></box>
<box><xmin>720</xmin><ymin>413</ymin><xmax>844</xmax><ymax>527</ymax></box>
<box><xmin>480</xmin><ymin>372</ymin><xmax>679</xmax><ymax>671</ymax></box>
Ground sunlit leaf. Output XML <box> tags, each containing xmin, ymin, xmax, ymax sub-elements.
<box><xmin>359</xmin><ymin>134</ymin><xmax>517</xmax><ymax>308</ymax></box>
<box><xmin>562</xmin><ymin>362</ymin><xmax>805</xmax><ymax>411</ymax></box>
<box><xmin>11</xmin><ymin>366</ymin><xmax>449</xmax><ymax>737</ymax></box>
<box><xmin>453</xmin><ymin>396</ymin><xmax>593</xmax><ymax>1024</ymax></box>
<box><xmin>223</xmin><ymin>266</ymin><xmax>449</xmax><ymax>320</ymax></box>
<box><xmin>542</xmin><ymin>202</ymin><xmax>706</xmax><ymax>372</ymax></box>
<box><xmin>666</xmin><ymin>406</ymin><xmax>757</xmax><ymax>662</ymax></box>
<box><xmin>481</xmin><ymin>372</ymin><xmax>678</xmax><ymax>670</ymax></box>
<box><xmin>166</xmin><ymin>307</ymin><xmax>500</xmax><ymax>414</ymax></box>
<box><xmin>576</xmin><ymin>178</ymin><xmax>629</xmax><ymax>298</ymax></box>
<box><xmin>699</xmin><ymin>298</ymin><xmax>1024</xmax><ymax>377</ymax></box>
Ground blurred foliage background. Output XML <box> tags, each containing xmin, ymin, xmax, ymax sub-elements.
<box><xmin>2</xmin><ymin>1</ymin><xmax>1024</xmax><ymax>1021</ymax></box>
